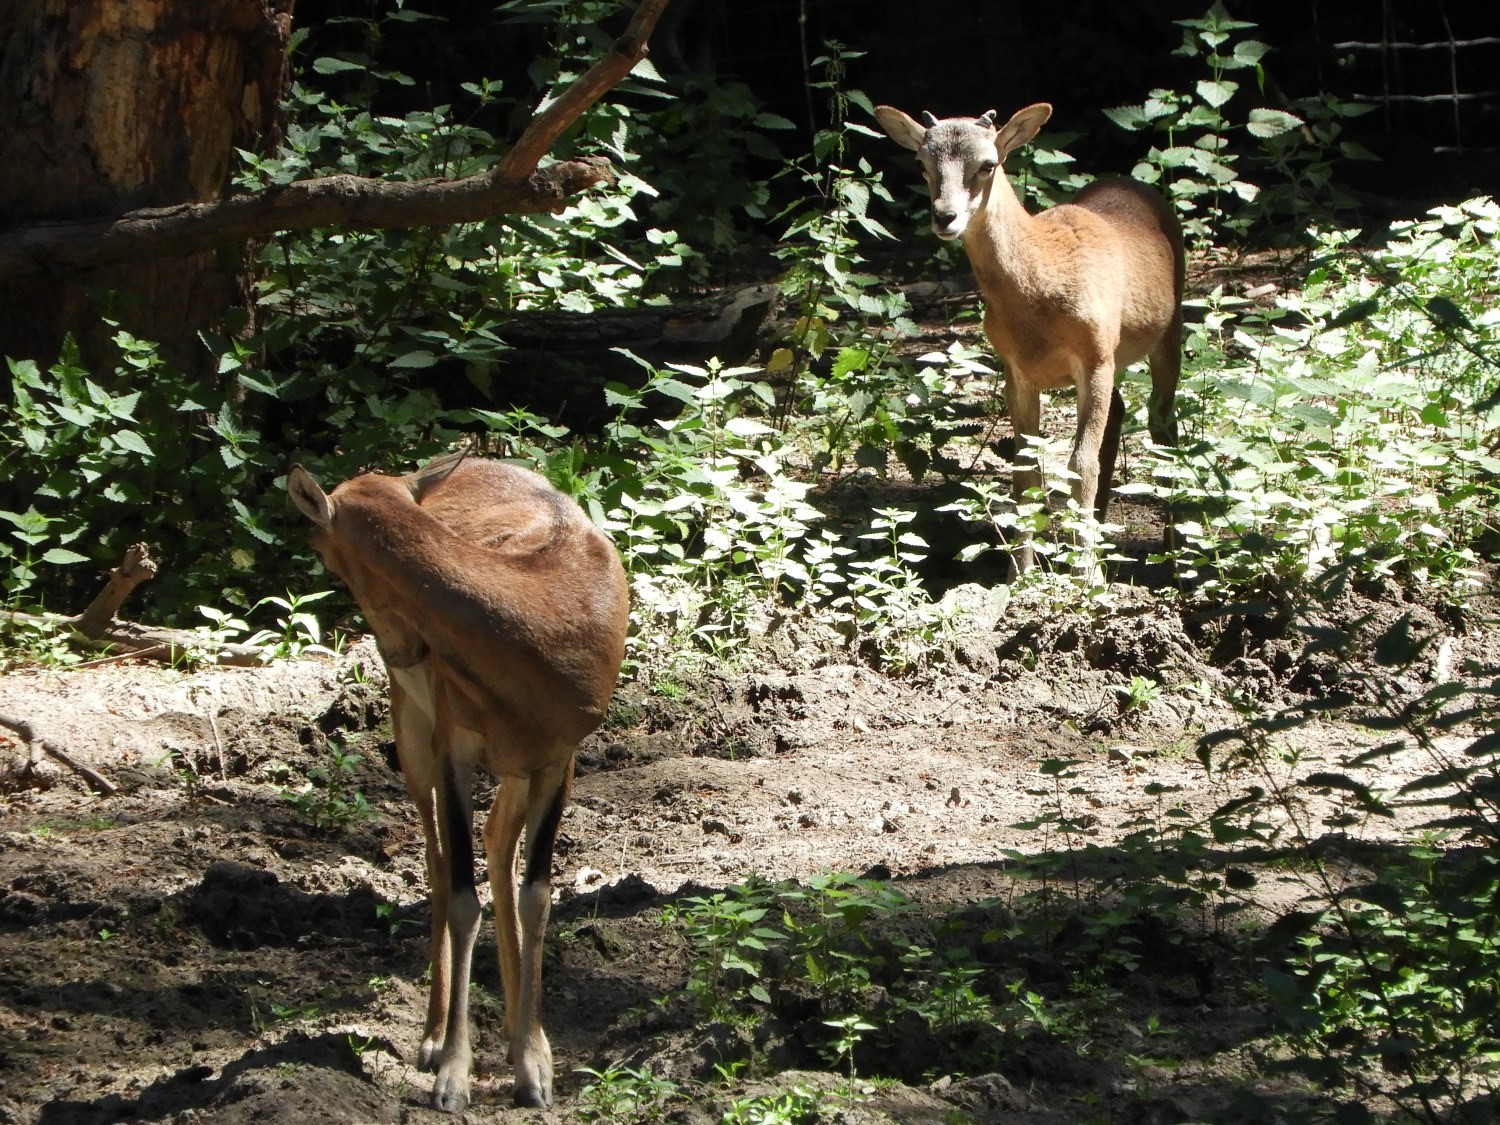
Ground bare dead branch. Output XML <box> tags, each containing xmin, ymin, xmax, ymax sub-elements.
<box><xmin>0</xmin><ymin>0</ymin><xmax>674</xmax><ymax>282</ymax></box>
<box><xmin>0</xmin><ymin>158</ymin><xmax>613</xmax><ymax>281</ymax></box>
<box><xmin>73</xmin><ymin>543</ymin><xmax>158</xmax><ymax>638</ymax></box>
<box><xmin>495</xmin><ymin>0</ymin><xmax>674</xmax><ymax>183</ymax></box>
<box><xmin>1</xmin><ymin>608</ymin><xmax>268</xmax><ymax>667</ymax></box>
<box><xmin>72</xmin><ymin>646</ymin><xmax>170</xmax><ymax>670</ymax></box>
<box><xmin>0</xmin><ymin>714</ymin><xmax>118</xmax><ymax>795</ymax></box>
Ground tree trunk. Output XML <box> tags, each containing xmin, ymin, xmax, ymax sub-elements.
<box><xmin>0</xmin><ymin>0</ymin><xmax>293</xmax><ymax>375</ymax></box>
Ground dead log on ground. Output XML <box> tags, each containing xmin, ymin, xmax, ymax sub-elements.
<box><xmin>1</xmin><ymin>543</ymin><xmax>269</xmax><ymax>667</ymax></box>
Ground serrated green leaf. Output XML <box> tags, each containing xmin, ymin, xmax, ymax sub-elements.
<box><xmin>1221</xmin><ymin>381</ymin><xmax>1279</xmax><ymax>406</ymax></box>
<box><xmin>1231</xmin><ymin>40</ymin><xmax>1270</xmax><ymax>67</ymax></box>
<box><xmin>41</xmin><ymin>547</ymin><xmax>90</xmax><ymax>565</ymax></box>
<box><xmin>312</xmin><ymin>56</ymin><xmax>365</xmax><ymax>74</ymax></box>
<box><xmin>389</xmin><ymin>349</ymin><xmax>439</xmax><ymax>369</ymax></box>
<box><xmin>652</xmin><ymin>378</ymin><xmax>698</xmax><ymax>404</ymax></box>
<box><xmin>1247</xmin><ymin>107</ymin><xmax>1304</xmax><ymax>138</ymax></box>
<box><xmin>113</xmin><ymin>430</ymin><xmax>153</xmax><ymax>456</ymax></box>
<box><xmin>1286</xmin><ymin>402</ymin><xmax>1339</xmax><ymax>428</ymax></box>
<box><xmin>831</xmin><ymin>347</ymin><xmax>870</xmax><ymax>380</ymax></box>
<box><xmin>725</xmin><ymin>417</ymin><xmax>773</xmax><ymax>438</ymax></box>
<box><xmin>53</xmin><ymin>404</ymin><xmax>95</xmax><ymax>427</ymax></box>
<box><xmin>1196</xmin><ymin>79</ymin><xmax>1238</xmax><ymax>108</ymax></box>
<box><xmin>754</xmin><ymin>112</ymin><xmax>796</xmax><ymax>130</ymax></box>
<box><xmin>1102</xmin><ymin>104</ymin><xmax>1149</xmax><ymax>131</ymax></box>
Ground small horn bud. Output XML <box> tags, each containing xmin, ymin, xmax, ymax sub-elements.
<box><xmin>976</xmin><ymin>110</ymin><xmax>998</xmax><ymax>129</ymax></box>
<box><xmin>920</xmin><ymin>110</ymin><xmax>940</xmax><ymax>128</ymax></box>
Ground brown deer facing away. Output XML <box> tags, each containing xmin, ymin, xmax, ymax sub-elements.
<box><xmin>874</xmin><ymin>102</ymin><xmax>1184</xmax><ymax>575</ymax></box>
<box><xmin>287</xmin><ymin>451</ymin><xmax>629</xmax><ymax>1112</ymax></box>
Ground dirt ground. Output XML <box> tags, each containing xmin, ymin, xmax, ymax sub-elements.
<box><xmin>1</xmin><ymin>572</ymin><xmax>1491</xmax><ymax>1125</ymax></box>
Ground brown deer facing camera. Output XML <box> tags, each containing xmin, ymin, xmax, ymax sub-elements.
<box><xmin>874</xmin><ymin>102</ymin><xmax>1184</xmax><ymax>576</ymax></box>
<box><xmin>287</xmin><ymin>451</ymin><xmax>629</xmax><ymax>1111</ymax></box>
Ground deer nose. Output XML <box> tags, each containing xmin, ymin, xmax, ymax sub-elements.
<box><xmin>931</xmin><ymin>207</ymin><xmax>964</xmax><ymax>239</ymax></box>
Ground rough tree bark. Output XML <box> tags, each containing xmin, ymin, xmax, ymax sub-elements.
<box><xmin>0</xmin><ymin>0</ymin><xmax>295</xmax><ymax>375</ymax></box>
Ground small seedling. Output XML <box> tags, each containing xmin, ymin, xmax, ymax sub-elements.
<box><xmin>575</xmin><ymin>1065</ymin><xmax>679</xmax><ymax>1123</ymax></box>
<box><xmin>282</xmin><ymin>739</ymin><xmax>376</xmax><ymax>832</ymax></box>
<box><xmin>1119</xmin><ymin>676</ymin><xmax>1163</xmax><ymax>713</ymax></box>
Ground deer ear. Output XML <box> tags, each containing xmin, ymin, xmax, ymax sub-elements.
<box><xmin>287</xmin><ymin>465</ymin><xmax>334</xmax><ymax>530</ymax></box>
<box><xmin>994</xmin><ymin>103</ymin><xmax>1053</xmax><ymax>157</ymax></box>
<box><xmin>874</xmin><ymin>105</ymin><xmax>928</xmax><ymax>151</ymax></box>
<box><xmin>408</xmin><ymin>447</ymin><xmax>469</xmax><ymax>502</ymax></box>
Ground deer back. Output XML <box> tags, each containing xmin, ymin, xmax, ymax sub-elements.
<box><xmin>291</xmin><ymin>457</ymin><xmax>629</xmax><ymax>753</ymax></box>
<box><xmin>1069</xmin><ymin>177</ymin><xmax>1184</xmax><ymax>364</ymax></box>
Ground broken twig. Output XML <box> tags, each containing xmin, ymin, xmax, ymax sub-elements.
<box><xmin>0</xmin><ymin>714</ymin><xmax>117</xmax><ymax>795</ymax></box>
<box><xmin>73</xmin><ymin>543</ymin><xmax>158</xmax><ymax>637</ymax></box>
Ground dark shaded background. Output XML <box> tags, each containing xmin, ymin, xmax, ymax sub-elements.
<box><xmin>298</xmin><ymin>0</ymin><xmax>1498</xmax><ymax>207</ymax></box>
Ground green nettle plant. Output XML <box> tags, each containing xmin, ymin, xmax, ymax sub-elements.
<box><xmin>766</xmin><ymin>44</ymin><xmax>916</xmax><ymax>441</ymax></box>
<box><xmin>0</xmin><ymin>331</ymin><xmax>281</xmax><ymax>617</ymax></box>
<box><xmin>1195</xmin><ymin>608</ymin><xmax>1500</xmax><ymax>1122</ymax></box>
<box><xmin>574</xmin><ymin>1064</ymin><xmax>680</xmax><ymax>1124</ymax></box>
<box><xmin>1135</xmin><ymin>197</ymin><xmax>1500</xmax><ymax>602</ymax></box>
<box><xmin>283</xmin><ymin>740</ymin><xmax>377</xmax><ymax>833</ymax></box>
<box><xmin>588</xmin><ymin>355</ymin><xmax>959</xmax><ymax>676</ymax></box>
<box><xmin>1103</xmin><ymin>2</ymin><xmax>1312</xmax><ymax>245</ymax></box>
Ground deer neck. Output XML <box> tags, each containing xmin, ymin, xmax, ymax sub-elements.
<box><xmin>961</xmin><ymin>172</ymin><xmax>1046</xmax><ymax>298</ymax></box>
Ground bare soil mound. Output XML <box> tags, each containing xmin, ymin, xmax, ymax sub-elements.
<box><xmin>0</xmin><ymin>586</ymin><xmax>1488</xmax><ymax>1123</ymax></box>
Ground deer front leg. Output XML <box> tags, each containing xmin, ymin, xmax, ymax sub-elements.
<box><xmin>1069</xmin><ymin>363</ymin><xmax>1119</xmax><ymax>580</ymax></box>
<box><xmin>388</xmin><ymin>669</ymin><xmax>450</xmax><ymax>1073</ymax></box>
<box><xmin>486</xmin><ymin>760</ymin><xmax>572</xmax><ymax>1108</ymax></box>
<box><xmin>428</xmin><ymin>731</ymin><xmax>483</xmax><ymax>1113</ymax></box>
<box><xmin>1005</xmin><ymin>368</ymin><xmax>1044</xmax><ymax>578</ymax></box>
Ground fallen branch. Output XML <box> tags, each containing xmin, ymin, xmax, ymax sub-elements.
<box><xmin>73</xmin><ymin>542</ymin><xmax>158</xmax><ymax>638</ymax></box>
<box><xmin>0</xmin><ymin>0</ymin><xmax>673</xmax><ymax>282</ymax></box>
<box><xmin>71</xmin><ymin>645</ymin><xmax>170</xmax><ymax>670</ymax></box>
<box><xmin>1</xmin><ymin>543</ymin><xmax>269</xmax><ymax>667</ymax></box>
<box><xmin>76</xmin><ymin>621</ymin><xmax>269</xmax><ymax>668</ymax></box>
<box><xmin>0</xmin><ymin>714</ymin><xmax>118</xmax><ymax>795</ymax></box>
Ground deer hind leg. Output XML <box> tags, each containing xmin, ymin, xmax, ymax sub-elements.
<box><xmin>388</xmin><ymin>670</ymin><xmax>450</xmax><ymax>1074</ymax></box>
<box><xmin>1147</xmin><ymin>321</ymin><xmax>1183</xmax><ymax>549</ymax></box>
<box><xmin>428</xmin><ymin>714</ymin><xmax>484</xmax><ymax>1113</ymax></box>
<box><xmin>1147</xmin><ymin>318</ymin><xmax>1181</xmax><ymax>449</ymax></box>
<box><xmin>486</xmin><ymin>777</ymin><xmax>525</xmax><ymax>1058</ymax></box>
<box><xmin>486</xmin><ymin>759</ymin><xmax>573</xmax><ymax>1107</ymax></box>
<box><xmin>1004</xmin><ymin>368</ymin><xmax>1044</xmax><ymax>578</ymax></box>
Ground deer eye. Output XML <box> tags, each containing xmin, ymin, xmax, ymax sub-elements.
<box><xmin>976</xmin><ymin>160</ymin><xmax>998</xmax><ymax>176</ymax></box>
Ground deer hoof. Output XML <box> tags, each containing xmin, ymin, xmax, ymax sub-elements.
<box><xmin>431</xmin><ymin>1069</ymin><xmax>470</xmax><ymax>1114</ymax></box>
<box><xmin>513</xmin><ymin>1083</ymin><xmax>550</xmax><ymax>1109</ymax></box>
